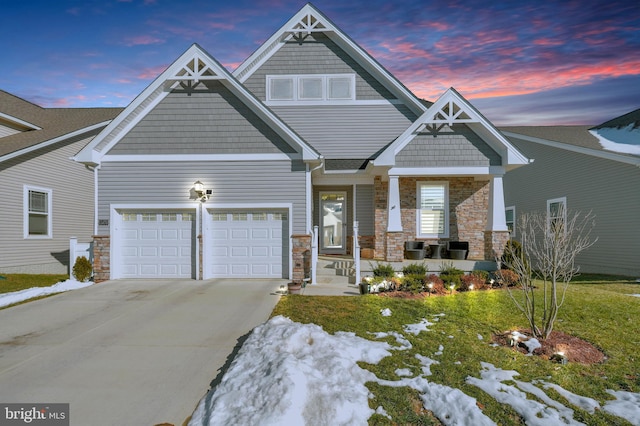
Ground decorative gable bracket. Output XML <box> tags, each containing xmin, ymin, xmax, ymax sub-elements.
<box><xmin>165</xmin><ymin>54</ymin><xmax>225</xmax><ymax>83</ymax></box>
<box><xmin>418</xmin><ymin>99</ymin><xmax>476</xmax><ymax>130</ymax></box>
<box><xmin>284</xmin><ymin>12</ymin><xmax>331</xmax><ymax>36</ymax></box>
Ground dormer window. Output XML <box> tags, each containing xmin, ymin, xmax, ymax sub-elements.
<box><xmin>267</xmin><ymin>74</ymin><xmax>355</xmax><ymax>103</ymax></box>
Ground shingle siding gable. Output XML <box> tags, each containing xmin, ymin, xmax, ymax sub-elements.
<box><xmin>109</xmin><ymin>81</ymin><xmax>296</xmax><ymax>155</ymax></box>
<box><xmin>396</xmin><ymin>124</ymin><xmax>502</xmax><ymax>167</ymax></box>
<box><xmin>244</xmin><ymin>33</ymin><xmax>395</xmax><ymax>101</ymax></box>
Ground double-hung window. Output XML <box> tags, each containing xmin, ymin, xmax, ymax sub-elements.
<box><xmin>417</xmin><ymin>182</ymin><xmax>448</xmax><ymax>238</ymax></box>
<box><xmin>505</xmin><ymin>206</ymin><xmax>515</xmax><ymax>237</ymax></box>
<box><xmin>547</xmin><ymin>197</ymin><xmax>567</xmax><ymax>234</ymax></box>
<box><xmin>24</xmin><ymin>185</ymin><xmax>52</xmax><ymax>238</ymax></box>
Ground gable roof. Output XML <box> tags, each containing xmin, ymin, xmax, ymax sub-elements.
<box><xmin>232</xmin><ymin>3</ymin><xmax>427</xmax><ymax>117</ymax></box>
<box><xmin>374</xmin><ymin>88</ymin><xmax>530</xmax><ymax>169</ymax></box>
<box><xmin>0</xmin><ymin>90</ymin><xmax>122</xmax><ymax>162</ymax></box>
<box><xmin>501</xmin><ymin>125</ymin><xmax>640</xmax><ymax>166</ymax></box>
<box><xmin>591</xmin><ymin>107</ymin><xmax>640</xmax><ymax>130</ymax></box>
<box><xmin>74</xmin><ymin>44</ymin><xmax>319</xmax><ymax>165</ymax></box>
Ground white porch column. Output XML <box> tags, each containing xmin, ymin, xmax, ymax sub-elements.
<box><xmin>486</xmin><ymin>174</ymin><xmax>508</xmax><ymax>231</ymax></box>
<box><xmin>387</xmin><ymin>175</ymin><xmax>403</xmax><ymax>232</ymax></box>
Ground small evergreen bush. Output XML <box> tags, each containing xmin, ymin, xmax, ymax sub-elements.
<box><xmin>402</xmin><ymin>262</ymin><xmax>428</xmax><ymax>276</ymax></box>
<box><xmin>371</xmin><ymin>262</ymin><xmax>395</xmax><ymax>278</ymax></box>
<box><xmin>438</xmin><ymin>261</ymin><xmax>464</xmax><ymax>288</ymax></box>
<box><xmin>400</xmin><ymin>274</ymin><xmax>425</xmax><ymax>294</ymax></box>
<box><xmin>72</xmin><ymin>256</ymin><xmax>92</xmax><ymax>282</ymax></box>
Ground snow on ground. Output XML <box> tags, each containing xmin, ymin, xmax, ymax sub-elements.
<box><xmin>190</xmin><ymin>312</ymin><xmax>640</xmax><ymax>426</ymax></box>
<box><xmin>0</xmin><ymin>278</ymin><xmax>93</xmax><ymax>308</ymax></box>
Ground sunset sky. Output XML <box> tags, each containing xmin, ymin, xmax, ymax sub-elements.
<box><xmin>1</xmin><ymin>0</ymin><xmax>639</xmax><ymax>126</ymax></box>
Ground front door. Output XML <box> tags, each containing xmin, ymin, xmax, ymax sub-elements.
<box><xmin>320</xmin><ymin>192</ymin><xmax>346</xmax><ymax>254</ymax></box>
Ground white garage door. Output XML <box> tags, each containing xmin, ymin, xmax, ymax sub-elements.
<box><xmin>209</xmin><ymin>210</ymin><xmax>287</xmax><ymax>278</ymax></box>
<box><xmin>118</xmin><ymin>211</ymin><xmax>195</xmax><ymax>278</ymax></box>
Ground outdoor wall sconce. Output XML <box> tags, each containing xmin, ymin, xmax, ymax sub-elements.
<box><xmin>193</xmin><ymin>180</ymin><xmax>211</xmax><ymax>201</ymax></box>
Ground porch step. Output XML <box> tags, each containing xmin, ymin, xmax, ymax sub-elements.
<box><xmin>315</xmin><ymin>257</ymin><xmax>355</xmax><ymax>285</ymax></box>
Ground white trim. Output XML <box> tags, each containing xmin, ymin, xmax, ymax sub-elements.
<box><xmin>110</xmin><ymin>203</ymin><xmax>200</xmax><ymax>280</ymax></box>
<box><xmin>505</xmin><ymin>205</ymin><xmax>516</xmax><ymax>238</ymax></box>
<box><xmin>266</xmin><ymin>74</ymin><xmax>355</xmax><ymax>102</ymax></box>
<box><xmin>23</xmin><ymin>185</ymin><xmax>53</xmax><ymax>239</ymax></box>
<box><xmin>388</xmin><ymin>166</ymin><xmax>505</xmax><ymax>176</ymax></box>
<box><xmin>387</xmin><ymin>176</ymin><xmax>402</xmax><ymax>232</ymax></box>
<box><xmin>546</xmin><ymin>196</ymin><xmax>567</xmax><ymax>232</ymax></box>
<box><xmin>503</xmin><ymin>130</ymin><xmax>640</xmax><ymax>167</ymax></box>
<box><xmin>0</xmin><ymin>112</ymin><xmax>41</xmax><ymax>131</ymax></box>
<box><xmin>202</xmin><ymin>203</ymin><xmax>293</xmax><ymax>280</ymax></box>
<box><xmin>416</xmin><ymin>181</ymin><xmax>449</xmax><ymax>239</ymax></box>
<box><xmin>486</xmin><ymin>175</ymin><xmax>508</xmax><ymax>232</ymax></box>
<box><xmin>318</xmin><ymin>192</ymin><xmax>347</xmax><ymax>253</ymax></box>
<box><xmin>1</xmin><ymin>121</ymin><xmax>111</xmax><ymax>164</ymax></box>
<box><xmin>101</xmin><ymin>153</ymin><xmax>296</xmax><ymax>162</ymax></box>
<box><xmin>266</xmin><ymin>99</ymin><xmax>401</xmax><ymax>107</ymax></box>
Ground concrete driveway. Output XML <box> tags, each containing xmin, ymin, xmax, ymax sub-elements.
<box><xmin>0</xmin><ymin>278</ymin><xmax>284</xmax><ymax>425</ymax></box>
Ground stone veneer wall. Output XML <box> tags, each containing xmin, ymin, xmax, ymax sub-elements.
<box><xmin>291</xmin><ymin>234</ymin><xmax>311</xmax><ymax>284</ymax></box>
<box><xmin>374</xmin><ymin>176</ymin><xmax>495</xmax><ymax>260</ymax></box>
<box><xmin>92</xmin><ymin>235</ymin><xmax>110</xmax><ymax>283</ymax></box>
<box><xmin>484</xmin><ymin>230</ymin><xmax>510</xmax><ymax>261</ymax></box>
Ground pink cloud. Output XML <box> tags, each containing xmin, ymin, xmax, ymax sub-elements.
<box><xmin>122</xmin><ymin>35</ymin><xmax>165</xmax><ymax>47</ymax></box>
<box><xmin>137</xmin><ymin>65</ymin><xmax>169</xmax><ymax>80</ymax></box>
<box><xmin>532</xmin><ymin>38</ymin><xmax>564</xmax><ymax>46</ymax></box>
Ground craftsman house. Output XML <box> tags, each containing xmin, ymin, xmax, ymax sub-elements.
<box><xmin>74</xmin><ymin>3</ymin><xmax>529</xmax><ymax>282</ymax></box>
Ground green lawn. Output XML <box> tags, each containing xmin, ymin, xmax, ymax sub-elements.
<box><xmin>272</xmin><ymin>275</ymin><xmax>640</xmax><ymax>425</ymax></box>
<box><xmin>0</xmin><ymin>274</ymin><xmax>69</xmax><ymax>294</ymax></box>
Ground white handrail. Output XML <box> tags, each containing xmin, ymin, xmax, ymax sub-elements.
<box><xmin>311</xmin><ymin>225</ymin><xmax>319</xmax><ymax>285</ymax></box>
<box><xmin>353</xmin><ymin>221</ymin><xmax>360</xmax><ymax>283</ymax></box>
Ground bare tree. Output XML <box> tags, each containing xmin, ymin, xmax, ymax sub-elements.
<box><xmin>501</xmin><ymin>206</ymin><xmax>597</xmax><ymax>339</ymax></box>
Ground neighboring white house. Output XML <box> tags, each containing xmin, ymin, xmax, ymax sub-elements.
<box><xmin>0</xmin><ymin>90</ymin><xmax>121</xmax><ymax>274</ymax></box>
<box><xmin>502</xmin><ymin>109</ymin><xmax>640</xmax><ymax>277</ymax></box>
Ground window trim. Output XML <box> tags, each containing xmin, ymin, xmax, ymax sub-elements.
<box><xmin>505</xmin><ymin>205</ymin><xmax>516</xmax><ymax>238</ymax></box>
<box><xmin>546</xmin><ymin>197</ymin><xmax>567</xmax><ymax>233</ymax></box>
<box><xmin>416</xmin><ymin>181</ymin><xmax>449</xmax><ymax>239</ymax></box>
<box><xmin>266</xmin><ymin>74</ymin><xmax>355</xmax><ymax>103</ymax></box>
<box><xmin>24</xmin><ymin>185</ymin><xmax>52</xmax><ymax>239</ymax></box>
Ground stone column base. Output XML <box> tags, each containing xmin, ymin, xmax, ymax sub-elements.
<box><xmin>484</xmin><ymin>230</ymin><xmax>510</xmax><ymax>261</ymax></box>
<box><xmin>292</xmin><ymin>234</ymin><xmax>311</xmax><ymax>284</ymax></box>
<box><xmin>92</xmin><ymin>235</ymin><xmax>110</xmax><ymax>283</ymax></box>
<box><xmin>385</xmin><ymin>232</ymin><xmax>405</xmax><ymax>262</ymax></box>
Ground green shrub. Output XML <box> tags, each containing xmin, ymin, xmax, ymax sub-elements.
<box><xmin>72</xmin><ymin>256</ymin><xmax>92</xmax><ymax>282</ymax></box>
<box><xmin>402</xmin><ymin>262</ymin><xmax>428</xmax><ymax>276</ymax></box>
<box><xmin>371</xmin><ymin>262</ymin><xmax>395</xmax><ymax>278</ymax></box>
<box><xmin>438</xmin><ymin>261</ymin><xmax>464</xmax><ymax>289</ymax></box>
<box><xmin>470</xmin><ymin>270</ymin><xmax>489</xmax><ymax>281</ymax></box>
<box><xmin>400</xmin><ymin>274</ymin><xmax>424</xmax><ymax>294</ymax></box>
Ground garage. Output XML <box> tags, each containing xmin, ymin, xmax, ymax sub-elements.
<box><xmin>116</xmin><ymin>211</ymin><xmax>196</xmax><ymax>278</ymax></box>
<box><xmin>207</xmin><ymin>209</ymin><xmax>288</xmax><ymax>278</ymax></box>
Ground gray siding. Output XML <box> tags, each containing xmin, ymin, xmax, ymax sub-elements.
<box><xmin>244</xmin><ymin>33</ymin><xmax>396</xmax><ymax>101</ymax></box>
<box><xmin>97</xmin><ymin>160</ymin><xmax>307</xmax><ymax>235</ymax></box>
<box><xmin>396</xmin><ymin>124</ymin><xmax>502</xmax><ymax>167</ymax></box>
<box><xmin>0</xmin><ymin>134</ymin><xmax>96</xmax><ymax>274</ymax></box>
<box><xmin>504</xmin><ymin>138</ymin><xmax>640</xmax><ymax>276</ymax></box>
<box><xmin>109</xmin><ymin>82</ymin><xmax>296</xmax><ymax>155</ymax></box>
<box><xmin>355</xmin><ymin>185</ymin><xmax>375</xmax><ymax>236</ymax></box>
<box><xmin>272</xmin><ymin>104</ymin><xmax>415</xmax><ymax>158</ymax></box>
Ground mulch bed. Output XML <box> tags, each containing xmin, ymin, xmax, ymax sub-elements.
<box><xmin>492</xmin><ymin>330</ymin><xmax>607</xmax><ymax>365</ymax></box>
